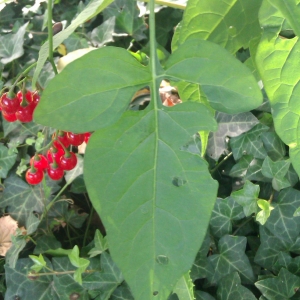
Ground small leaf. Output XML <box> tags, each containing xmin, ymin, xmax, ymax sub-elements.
<box><xmin>88</xmin><ymin>229</ymin><xmax>108</xmax><ymax>257</ymax></box>
<box><xmin>29</xmin><ymin>254</ymin><xmax>47</xmax><ymax>273</ymax></box>
<box><xmin>89</xmin><ymin>16</ymin><xmax>115</xmax><ymax>47</ymax></box>
<box><xmin>210</xmin><ymin>197</ymin><xmax>244</xmax><ymax>238</ymax></box>
<box><xmin>231</xmin><ymin>180</ymin><xmax>260</xmax><ymax>217</ymax></box>
<box><xmin>261</xmin><ymin>156</ymin><xmax>290</xmax><ymax>179</ymax></box>
<box><xmin>256</xmin><ymin>200</ymin><xmax>274</xmax><ymax>225</ymax></box>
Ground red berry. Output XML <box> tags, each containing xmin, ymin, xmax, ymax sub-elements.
<box><xmin>31</xmin><ymin>91</ymin><xmax>40</xmax><ymax>106</ymax></box>
<box><xmin>47</xmin><ymin>163</ymin><xmax>64</xmax><ymax>180</ymax></box>
<box><xmin>25</xmin><ymin>167</ymin><xmax>44</xmax><ymax>185</ymax></box>
<box><xmin>17</xmin><ymin>90</ymin><xmax>32</xmax><ymax>103</ymax></box>
<box><xmin>30</xmin><ymin>154</ymin><xmax>49</xmax><ymax>170</ymax></box>
<box><xmin>66</xmin><ymin>132</ymin><xmax>85</xmax><ymax>146</ymax></box>
<box><xmin>60</xmin><ymin>152</ymin><xmax>77</xmax><ymax>171</ymax></box>
<box><xmin>2</xmin><ymin>110</ymin><xmax>17</xmax><ymax>122</ymax></box>
<box><xmin>47</xmin><ymin>147</ymin><xmax>64</xmax><ymax>165</ymax></box>
<box><xmin>84</xmin><ymin>132</ymin><xmax>91</xmax><ymax>143</ymax></box>
<box><xmin>53</xmin><ymin>131</ymin><xmax>70</xmax><ymax>150</ymax></box>
<box><xmin>0</xmin><ymin>93</ymin><xmax>20</xmax><ymax>114</ymax></box>
<box><xmin>16</xmin><ymin>102</ymin><xmax>35</xmax><ymax>123</ymax></box>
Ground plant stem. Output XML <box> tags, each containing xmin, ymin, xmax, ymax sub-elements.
<box><xmin>210</xmin><ymin>152</ymin><xmax>233</xmax><ymax>174</ymax></box>
<box><xmin>82</xmin><ymin>206</ymin><xmax>94</xmax><ymax>247</ymax></box>
<box><xmin>47</xmin><ymin>0</ymin><xmax>58</xmax><ymax>75</ymax></box>
<box><xmin>28</xmin><ymin>269</ymin><xmax>99</xmax><ymax>277</ymax></box>
<box><xmin>142</xmin><ymin>0</ymin><xmax>186</xmax><ymax>10</ymax></box>
<box><xmin>233</xmin><ymin>216</ymin><xmax>253</xmax><ymax>236</ymax></box>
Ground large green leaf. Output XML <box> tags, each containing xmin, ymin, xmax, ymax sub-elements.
<box><xmin>256</xmin><ymin>1</ymin><xmax>300</xmax><ymax>176</ymax></box>
<box><xmin>84</xmin><ymin>102</ymin><xmax>218</xmax><ymax>299</ymax></box>
<box><xmin>165</xmin><ymin>39</ymin><xmax>263</xmax><ymax>114</ymax></box>
<box><xmin>34</xmin><ymin>47</ymin><xmax>151</xmax><ymax>132</ymax></box>
<box><xmin>32</xmin><ymin>0</ymin><xmax>113</xmax><ymax>89</ymax></box>
<box><xmin>174</xmin><ymin>0</ymin><xmax>262</xmax><ymax>54</ymax></box>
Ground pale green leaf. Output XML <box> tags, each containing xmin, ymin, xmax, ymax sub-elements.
<box><xmin>90</xmin><ymin>16</ymin><xmax>115</xmax><ymax>47</ymax></box>
<box><xmin>175</xmin><ymin>0</ymin><xmax>262</xmax><ymax>54</ymax></box>
<box><xmin>88</xmin><ymin>229</ymin><xmax>108</xmax><ymax>258</ymax></box>
<box><xmin>256</xmin><ymin>200</ymin><xmax>274</xmax><ymax>225</ymax></box>
<box><xmin>173</xmin><ymin>272</ymin><xmax>195</xmax><ymax>300</ymax></box>
<box><xmin>32</xmin><ymin>0</ymin><xmax>114</xmax><ymax>88</ymax></box>
<box><xmin>165</xmin><ymin>39</ymin><xmax>263</xmax><ymax>114</ymax></box>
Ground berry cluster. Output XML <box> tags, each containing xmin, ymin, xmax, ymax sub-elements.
<box><xmin>0</xmin><ymin>90</ymin><xmax>40</xmax><ymax>123</ymax></box>
<box><xmin>25</xmin><ymin>131</ymin><xmax>91</xmax><ymax>185</ymax></box>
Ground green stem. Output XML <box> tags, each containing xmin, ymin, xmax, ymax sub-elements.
<box><xmin>82</xmin><ymin>206</ymin><xmax>94</xmax><ymax>247</ymax></box>
<box><xmin>28</xmin><ymin>269</ymin><xmax>99</xmax><ymax>277</ymax></box>
<box><xmin>47</xmin><ymin>0</ymin><xmax>58</xmax><ymax>75</ymax></box>
<box><xmin>142</xmin><ymin>0</ymin><xmax>186</xmax><ymax>10</ymax></box>
<box><xmin>210</xmin><ymin>152</ymin><xmax>233</xmax><ymax>174</ymax></box>
<box><xmin>8</xmin><ymin>62</ymin><xmax>37</xmax><ymax>97</ymax></box>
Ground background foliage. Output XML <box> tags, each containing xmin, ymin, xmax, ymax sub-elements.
<box><xmin>1</xmin><ymin>0</ymin><xmax>300</xmax><ymax>299</ymax></box>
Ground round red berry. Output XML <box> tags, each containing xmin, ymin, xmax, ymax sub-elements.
<box><xmin>47</xmin><ymin>147</ymin><xmax>64</xmax><ymax>165</ymax></box>
<box><xmin>53</xmin><ymin>131</ymin><xmax>70</xmax><ymax>150</ymax></box>
<box><xmin>0</xmin><ymin>93</ymin><xmax>20</xmax><ymax>114</ymax></box>
<box><xmin>60</xmin><ymin>152</ymin><xmax>77</xmax><ymax>171</ymax></box>
<box><xmin>30</xmin><ymin>154</ymin><xmax>49</xmax><ymax>170</ymax></box>
<box><xmin>84</xmin><ymin>132</ymin><xmax>92</xmax><ymax>143</ymax></box>
<box><xmin>2</xmin><ymin>111</ymin><xmax>17</xmax><ymax>122</ymax></box>
<box><xmin>16</xmin><ymin>102</ymin><xmax>35</xmax><ymax>123</ymax></box>
<box><xmin>66</xmin><ymin>132</ymin><xmax>85</xmax><ymax>146</ymax></box>
<box><xmin>25</xmin><ymin>168</ymin><xmax>44</xmax><ymax>185</ymax></box>
<box><xmin>47</xmin><ymin>163</ymin><xmax>64</xmax><ymax>180</ymax></box>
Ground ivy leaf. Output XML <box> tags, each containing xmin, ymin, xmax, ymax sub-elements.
<box><xmin>217</xmin><ymin>272</ymin><xmax>256</xmax><ymax>300</ymax></box>
<box><xmin>229</xmin><ymin>155</ymin><xmax>253</xmax><ymax>178</ymax></box>
<box><xmin>52</xmin><ymin>256</ymin><xmax>90</xmax><ymax>298</ymax></box>
<box><xmin>29</xmin><ymin>254</ymin><xmax>47</xmax><ymax>273</ymax></box>
<box><xmin>165</xmin><ymin>39</ymin><xmax>263</xmax><ymax>114</ymax></box>
<box><xmin>173</xmin><ymin>0</ymin><xmax>262</xmax><ymax>54</ymax></box>
<box><xmin>83</xmin><ymin>252</ymin><xmax>124</xmax><ymax>299</ymax></box>
<box><xmin>0</xmin><ymin>22</ymin><xmax>28</xmax><ymax>64</ymax></box>
<box><xmin>89</xmin><ymin>16</ymin><xmax>115</xmax><ymax>47</ymax></box>
<box><xmin>207</xmin><ymin>112</ymin><xmax>259</xmax><ymax>160</ymax></box>
<box><xmin>5</xmin><ymin>234</ymin><xmax>27</xmax><ymax>268</ymax></box>
<box><xmin>264</xmin><ymin>188</ymin><xmax>300</xmax><ymax>244</ymax></box>
<box><xmin>5</xmin><ymin>258</ymin><xmax>54</xmax><ymax>300</ymax></box>
<box><xmin>230</xmin><ymin>124</ymin><xmax>269</xmax><ymax>160</ymax></box>
<box><xmin>194</xmin><ymin>291</ymin><xmax>215</xmax><ymax>300</ymax></box>
<box><xmin>0</xmin><ymin>175</ymin><xmax>49</xmax><ymax>226</ymax></box>
<box><xmin>88</xmin><ymin>229</ymin><xmax>108</xmax><ymax>258</ymax></box>
<box><xmin>32</xmin><ymin>0</ymin><xmax>114</xmax><ymax>89</ymax></box>
<box><xmin>110</xmin><ymin>283</ymin><xmax>134</xmax><ymax>300</ymax></box>
<box><xmin>256</xmin><ymin>199</ymin><xmax>274</xmax><ymax>225</ymax></box>
<box><xmin>261</xmin><ymin>132</ymin><xmax>286</xmax><ymax>161</ymax></box>
<box><xmin>230</xmin><ymin>180</ymin><xmax>260</xmax><ymax>217</ymax></box>
<box><xmin>255</xmin><ymin>268</ymin><xmax>300</xmax><ymax>299</ymax></box>
<box><xmin>0</xmin><ymin>144</ymin><xmax>17</xmax><ymax>178</ymax></box>
<box><xmin>210</xmin><ymin>197</ymin><xmax>244</xmax><ymax>238</ymax></box>
<box><xmin>206</xmin><ymin>235</ymin><xmax>255</xmax><ymax>285</ymax></box>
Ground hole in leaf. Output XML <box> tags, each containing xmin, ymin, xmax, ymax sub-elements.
<box><xmin>153</xmin><ymin>291</ymin><xmax>159</xmax><ymax>296</ymax></box>
<box><xmin>128</xmin><ymin>80</ymin><xmax>182</xmax><ymax>111</ymax></box>
<box><xmin>14</xmin><ymin>296</ymin><xmax>20</xmax><ymax>300</ymax></box>
<box><xmin>156</xmin><ymin>255</ymin><xmax>169</xmax><ymax>265</ymax></box>
<box><xmin>172</xmin><ymin>177</ymin><xmax>187</xmax><ymax>187</ymax></box>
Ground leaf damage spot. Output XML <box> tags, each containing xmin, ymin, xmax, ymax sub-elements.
<box><xmin>156</xmin><ymin>255</ymin><xmax>169</xmax><ymax>265</ymax></box>
<box><xmin>172</xmin><ymin>177</ymin><xmax>187</xmax><ymax>187</ymax></box>
<box><xmin>153</xmin><ymin>291</ymin><xmax>159</xmax><ymax>296</ymax></box>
